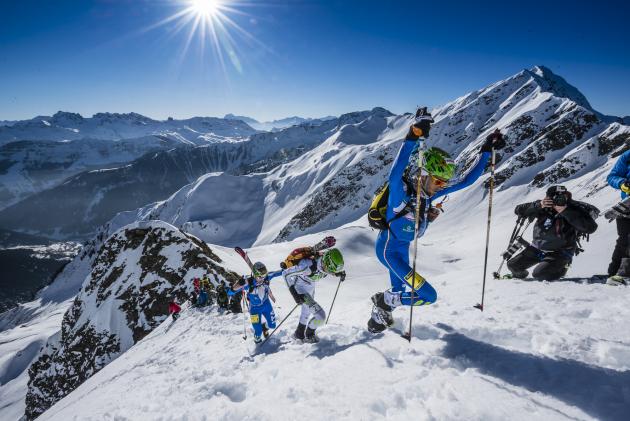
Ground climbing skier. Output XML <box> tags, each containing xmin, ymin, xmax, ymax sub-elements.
<box><xmin>282</xmin><ymin>244</ymin><xmax>346</xmax><ymax>343</ymax></box>
<box><xmin>229</xmin><ymin>262</ymin><xmax>282</xmax><ymax>343</ymax></box>
<box><xmin>606</xmin><ymin>150</ymin><xmax>630</xmax><ymax>286</ymax></box>
<box><xmin>368</xmin><ymin>111</ymin><xmax>505</xmax><ymax>333</ymax></box>
<box><xmin>216</xmin><ymin>281</ymin><xmax>230</xmax><ymax>309</ymax></box>
<box><xmin>169</xmin><ymin>297</ymin><xmax>182</xmax><ymax>321</ymax></box>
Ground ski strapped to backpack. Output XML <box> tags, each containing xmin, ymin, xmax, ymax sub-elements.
<box><xmin>280</xmin><ymin>236</ymin><xmax>336</xmax><ymax>269</ymax></box>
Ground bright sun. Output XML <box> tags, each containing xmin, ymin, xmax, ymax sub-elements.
<box><xmin>146</xmin><ymin>0</ymin><xmax>266</xmax><ymax>75</ymax></box>
<box><xmin>190</xmin><ymin>0</ymin><xmax>220</xmax><ymax>18</ymax></box>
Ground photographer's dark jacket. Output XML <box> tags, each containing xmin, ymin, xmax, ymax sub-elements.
<box><xmin>514</xmin><ymin>201</ymin><xmax>598</xmax><ymax>253</ymax></box>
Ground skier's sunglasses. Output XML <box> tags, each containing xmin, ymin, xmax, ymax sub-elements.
<box><xmin>430</xmin><ymin>175</ymin><xmax>449</xmax><ymax>187</ymax></box>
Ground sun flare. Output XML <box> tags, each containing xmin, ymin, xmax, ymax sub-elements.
<box><xmin>145</xmin><ymin>0</ymin><xmax>266</xmax><ymax>75</ymax></box>
<box><xmin>189</xmin><ymin>0</ymin><xmax>221</xmax><ymax>18</ymax></box>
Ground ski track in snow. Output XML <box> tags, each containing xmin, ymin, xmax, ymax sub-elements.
<box><xmin>38</xmin><ymin>224</ymin><xmax>630</xmax><ymax>421</ymax></box>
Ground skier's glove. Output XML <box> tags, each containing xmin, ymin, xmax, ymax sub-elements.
<box><xmin>337</xmin><ymin>271</ymin><xmax>347</xmax><ymax>282</ymax></box>
<box><xmin>621</xmin><ymin>182</ymin><xmax>630</xmax><ymax>194</ymax></box>
<box><xmin>237</xmin><ymin>277</ymin><xmax>247</xmax><ymax>287</ymax></box>
<box><xmin>406</xmin><ymin>108</ymin><xmax>434</xmax><ymax>140</ymax></box>
<box><xmin>322</xmin><ymin>236</ymin><xmax>336</xmax><ymax>248</ymax></box>
<box><xmin>289</xmin><ymin>285</ymin><xmax>305</xmax><ymax>304</ymax></box>
<box><xmin>604</xmin><ymin>208</ymin><xmax>617</xmax><ymax>222</ymax></box>
<box><xmin>480</xmin><ymin>129</ymin><xmax>506</xmax><ymax>152</ymax></box>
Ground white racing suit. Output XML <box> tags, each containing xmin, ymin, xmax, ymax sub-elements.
<box><xmin>282</xmin><ymin>258</ymin><xmax>328</xmax><ymax>330</ymax></box>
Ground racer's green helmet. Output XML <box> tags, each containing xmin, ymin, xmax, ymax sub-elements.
<box><xmin>252</xmin><ymin>262</ymin><xmax>268</xmax><ymax>278</ymax></box>
<box><xmin>423</xmin><ymin>147</ymin><xmax>456</xmax><ymax>181</ymax></box>
<box><xmin>321</xmin><ymin>248</ymin><xmax>344</xmax><ymax>274</ymax></box>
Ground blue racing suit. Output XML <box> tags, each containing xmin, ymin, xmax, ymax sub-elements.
<box><xmin>606</xmin><ymin>150</ymin><xmax>630</xmax><ymax>275</ymax></box>
<box><xmin>229</xmin><ymin>271</ymin><xmax>282</xmax><ymax>337</ymax></box>
<box><xmin>607</xmin><ymin>150</ymin><xmax>630</xmax><ymax>199</ymax></box>
<box><xmin>376</xmin><ymin>139</ymin><xmax>491</xmax><ymax>307</ymax></box>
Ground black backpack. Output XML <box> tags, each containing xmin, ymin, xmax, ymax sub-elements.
<box><xmin>571</xmin><ymin>200</ymin><xmax>600</xmax><ymax>255</ymax></box>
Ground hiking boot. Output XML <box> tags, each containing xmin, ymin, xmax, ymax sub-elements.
<box><xmin>607</xmin><ymin>275</ymin><xmax>630</xmax><ymax>286</ymax></box>
<box><xmin>368</xmin><ymin>292</ymin><xmax>394</xmax><ymax>333</ymax></box>
<box><xmin>304</xmin><ymin>327</ymin><xmax>319</xmax><ymax>343</ymax></box>
<box><xmin>293</xmin><ymin>323</ymin><xmax>307</xmax><ymax>340</ymax></box>
<box><xmin>371</xmin><ymin>293</ymin><xmax>394</xmax><ymax>324</ymax></box>
<box><xmin>367</xmin><ymin>316</ymin><xmax>388</xmax><ymax>333</ymax></box>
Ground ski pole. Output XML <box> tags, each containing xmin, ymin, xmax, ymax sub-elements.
<box><xmin>260</xmin><ymin>304</ymin><xmax>299</xmax><ymax>347</ymax></box>
<box><xmin>325</xmin><ymin>274</ymin><xmax>344</xmax><ymax>324</ymax></box>
<box><xmin>475</xmin><ymin>145</ymin><xmax>497</xmax><ymax>312</ymax></box>
<box><xmin>242</xmin><ymin>291</ymin><xmax>249</xmax><ymax>340</ymax></box>
<box><xmin>404</xmin><ymin>108</ymin><xmax>430</xmax><ymax>342</ymax></box>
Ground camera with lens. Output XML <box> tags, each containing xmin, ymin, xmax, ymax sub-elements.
<box><xmin>546</xmin><ymin>185</ymin><xmax>569</xmax><ymax>207</ymax></box>
<box><xmin>552</xmin><ymin>192</ymin><xmax>568</xmax><ymax>207</ymax></box>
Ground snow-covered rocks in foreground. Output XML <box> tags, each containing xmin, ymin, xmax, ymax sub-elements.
<box><xmin>24</xmin><ymin>221</ymin><xmax>239</xmax><ymax>419</ymax></box>
<box><xmin>36</xmin><ymin>220</ymin><xmax>628</xmax><ymax>421</ymax></box>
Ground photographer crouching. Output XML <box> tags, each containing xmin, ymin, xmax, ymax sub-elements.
<box><xmin>507</xmin><ymin>185</ymin><xmax>598</xmax><ymax>281</ymax></box>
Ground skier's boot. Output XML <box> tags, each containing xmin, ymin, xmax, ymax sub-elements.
<box><xmin>608</xmin><ymin>258</ymin><xmax>630</xmax><ymax>286</ymax></box>
<box><xmin>368</xmin><ymin>292</ymin><xmax>394</xmax><ymax>333</ymax></box>
<box><xmin>607</xmin><ymin>275</ymin><xmax>630</xmax><ymax>286</ymax></box>
<box><xmin>253</xmin><ymin>335</ymin><xmax>262</xmax><ymax>344</ymax></box>
<box><xmin>293</xmin><ymin>323</ymin><xmax>307</xmax><ymax>340</ymax></box>
<box><xmin>262</xmin><ymin>323</ymin><xmax>270</xmax><ymax>338</ymax></box>
<box><xmin>304</xmin><ymin>326</ymin><xmax>319</xmax><ymax>343</ymax></box>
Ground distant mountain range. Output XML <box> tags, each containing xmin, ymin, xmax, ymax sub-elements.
<box><xmin>224</xmin><ymin>113</ymin><xmax>336</xmax><ymax>131</ymax></box>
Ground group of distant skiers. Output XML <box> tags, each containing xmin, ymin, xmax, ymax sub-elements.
<box><xmin>168</xmin><ymin>109</ymin><xmax>630</xmax><ymax>342</ymax></box>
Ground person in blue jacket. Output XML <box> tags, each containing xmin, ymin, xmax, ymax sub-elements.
<box><xmin>606</xmin><ymin>150</ymin><xmax>630</xmax><ymax>286</ymax></box>
<box><xmin>229</xmin><ymin>262</ymin><xmax>282</xmax><ymax>343</ymax></box>
<box><xmin>368</xmin><ymin>111</ymin><xmax>505</xmax><ymax>333</ymax></box>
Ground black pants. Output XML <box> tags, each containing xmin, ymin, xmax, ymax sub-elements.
<box><xmin>507</xmin><ymin>245</ymin><xmax>572</xmax><ymax>281</ymax></box>
<box><xmin>608</xmin><ymin>217</ymin><xmax>630</xmax><ymax>276</ymax></box>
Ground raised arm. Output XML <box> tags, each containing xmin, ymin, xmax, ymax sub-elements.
<box><xmin>434</xmin><ymin>152</ymin><xmax>491</xmax><ymax>198</ymax></box>
<box><xmin>607</xmin><ymin>151</ymin><xmax>630</xmax><ymax>190</ymax></box>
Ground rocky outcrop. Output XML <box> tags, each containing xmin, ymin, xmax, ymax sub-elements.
<box><xmin>24</xmin><ymin>221</ymin><xmax>238</xmax><ymax>419</ymax></box>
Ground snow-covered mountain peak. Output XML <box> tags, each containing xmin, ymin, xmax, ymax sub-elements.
<box><xmin>527</xmin><ymin>65</ymin><xmax>593</xmax><ymax>111</ymax></box>
<box><xmin>91</xmin><ymin>111</ymin><xmax>155</xmax><ymax>125</ymax></box>
<box><xmin>50</xmin><ymin>111</ymin><xmax>84</xmax><ymax>125</ymax></box>
<box><xmin>335</xmin><ymin>107</ymin><xmax>393</xmax><ymax>129</ymax></box>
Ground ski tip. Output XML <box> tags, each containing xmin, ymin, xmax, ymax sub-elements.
<box><xmin>473</xmin><ymin>303</ymin><xmax>484</xmax><ymax>311</ymax></box>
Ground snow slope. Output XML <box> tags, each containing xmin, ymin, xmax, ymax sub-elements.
<box><xmin>37</xmin><ymin>190</ymin><xmax>628</xmax><ymax>420</ymax></box>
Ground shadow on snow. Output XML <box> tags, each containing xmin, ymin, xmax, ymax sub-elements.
<box><xmin>438</xmin><ymin>323</ymin><xmax>630</xmax><ymax>421</ymax></box>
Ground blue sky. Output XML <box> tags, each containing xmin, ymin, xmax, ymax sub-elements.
<box><xmin>0</xmin><ymin>0</ymin><xmax>629</xmax><ymax>121</ymax></box>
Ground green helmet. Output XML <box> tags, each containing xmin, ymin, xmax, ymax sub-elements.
<box><xmin>423</xmin><ymin>147</ymin><xmax>456</xmax><ymax>180</ymax></box>
<box><xmin>321</xmin><ymin>248</ymin><xmax>344</xmax><ymax>274</ymax></box>
<box><xmin>252</xmin><ymin>262</ymin><xmax>268</xmax><ymax>278</ymax></box>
